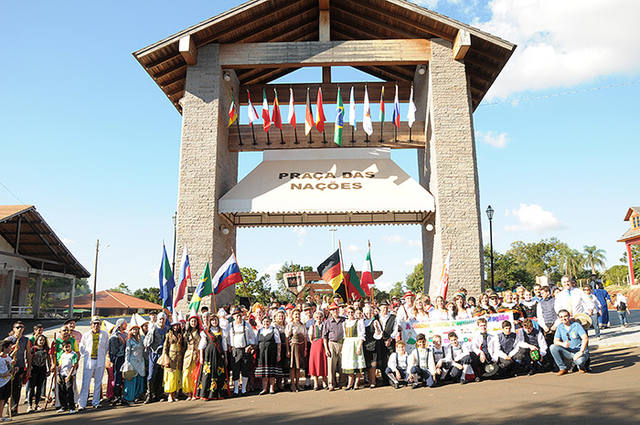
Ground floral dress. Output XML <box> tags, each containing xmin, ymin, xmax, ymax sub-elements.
<box><xmin>196</xmin><ymin>327</ymin><xmax>229</xmax><ymax>400</ymax></box>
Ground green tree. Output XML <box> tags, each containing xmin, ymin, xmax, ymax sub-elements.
<box><xmin>132</xmin><ymin>287</ymin><xmax>162</xmax><ymax>305</ymax></box>
<box><xmin>560</xmin><ymin>248</ymin><xmax>585</xmax><ymax>279</ymax></box>
<box><xmin>483</xmin><ymin>245</ymin><xmax>534</xmax><ymax>289</ymax></box>
<box><xmin>405</xmin><ymin>263</ymin><xmax>424</xmax><ymax>294</ymax></box>
<box><xmin>109</xmin><ymin>282</ymin><xmax>132</xmax><ymax>294</ymax></box>
<box><xmin>603</xmin><ymin>265</ymin><xmax>631</xmax><ymax>286</ymax></box>
<box><xmin>274</xmin><ymin>263</ymin><xmax>313</xmax><ymax>301</ymax></box>
<box><xmin>507</xmin><ymin>238</ymin><xmax>568</xmax><ymax>283</ymax></box>
<box><xmin>620</xmin><ymin>245</ymin><xmax>640</xmax><ymax>278</ymax></box>
<box><xmin>583</xmin><ymin>245</ymin><xmax>606</xmax><ymax>274</ymax></box>
<box><xmin>388</xmin><ymin>281</ymin><xmax>405</xmax><ymax>298</ymax></box>
<box><xmin>235</xmin><ymin>267</ymin><xmax>272</xmax><ymax>304</ymax></box>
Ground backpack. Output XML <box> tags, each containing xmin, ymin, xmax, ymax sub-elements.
<box><xmin>617</xmin><ymin>301</ymin><xmax>627</xmax><ymax>312</ymax></box>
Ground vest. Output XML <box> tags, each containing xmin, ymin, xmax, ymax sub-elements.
<box><xmin>498</xmin><ymin>333</ymin><xmax>517</xmax><ymax>354</ymax></box>
<box><xmin>523</xmin><ymin>328</ymin><xmax>540</xmax><ymax>348</ymax></box>
<box><xmin>382</xmin><ymin>314</ymin><xmax>396</xmax><ymax>340</ymax></box>
<box><xmin>539</xmin><ymin>297</ymin><xmax>556</xmax><ymax>325</ymax></box>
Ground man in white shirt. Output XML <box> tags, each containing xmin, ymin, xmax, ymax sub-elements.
<box><xmin>78</xmin><ymin>317</ymin><xmax>109</xmax><ymax>410</ymax></box>
<box><xmin>470</xmin><ymin>318</ymin><xmax>499</xmax><ymax>380</ymax></box>
<box><xmin>444</xmin><ymin>332</ymin><xmax>473</xmax><ymax>384</ymax></box>
<box><xmin>408</xmin><ymin>334</ymin><xmax>435</xmax><ymax>388</ymax></box>
<box><xmin>385</xmin><ymin>340</ymin><xmax>409</xmax><ymax>389</ymax></box>
<box><xmin>614</xmin><ymin>293</ymin><xmax>631</xmax><ymax>327</ymax></box>
<box><xmin>227</xmin><ymin>308</ymin><xmax>256</xmax><ymax>396</ymax></box>
<box><xmin>554</xmin><ymin>276</ymin><xmax>595</xmax><ymax>317</ymax></box>
<box><xmin>396</xmin><ymin>292</ymin><xmax>416</xmax><ymax>324</ymax></box>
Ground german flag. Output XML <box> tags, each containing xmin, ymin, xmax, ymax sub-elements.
<box><xmin>317</xmin><ymin>249</ymin><xmax>343</xmax><ymax>292</ymax></box>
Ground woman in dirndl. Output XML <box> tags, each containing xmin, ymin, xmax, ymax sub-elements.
<box><xmin>362</xmin><ymin>305</ymin><xmax>383</xmax><ymax>388</ymax></box>
<box><xmin>255</xmin><ymin>316</ymin><xmax>281</xmax><ymax>394</ymax></box>
<box><xmin>182</xmin><ymin>314</ymin><xmax>201</xmax><ymax>400</ymax></box>
<box><xmin>285</xmin><ymin>309</ymin><xmax>307</xmax><ymax>392</ymax></box>
<box><xmin>307</xmin><ymin>310</ymin><xmax>327</xmax><ymax>390</ymax></box>
<box><xmin>273</xmin><ymin>309</ymin><xmax>289</xmax><ymax>390</ymax></box>
<box><xmin>162</xmin><ymin>320</ymin><xmax>184</xmax><ymax>402</ymax></box>
<box><xmin>341</xmin><ymin>305</ymin><xmax>366</xmax><ymax>390</ymax></box>
<box><xmin>196</xmin><ymin>315</ymin><xmax>229</xmax><ymax>400</ymax></box>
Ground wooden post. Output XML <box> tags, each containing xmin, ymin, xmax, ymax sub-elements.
<box><xmin>338</xmin><ymin>240</ymin><xmax>348</xmax><ymax>304</ymax></box>
<box><xmin>6</xmin><ymin>269</ymin><xmax>15</xmax><ymax>319</ymax></box>
<box><xmin>68</xmin><ymin>277</ymin><xmax>76</xmax><ymax>319</ymax></box>
<box><xmin>33</xmin><ymin>273</ymin><xmax>43</xmax><ymax>319</ymax></box>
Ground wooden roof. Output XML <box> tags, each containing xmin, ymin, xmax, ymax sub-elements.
<box><xmin>624</xmin><ymin>207</ymin><xmax>640</xmax><ymax>221</ymax></box>
<box><xmin>133</xmin><ymin>0</ymin><xmax>515</xmax><ymax>113</ymax></box>
<box><xmin>58</xmin><ymin>290</ymin><xmax>163</xmax><ymax>310</ymax></box>
<box><xmin>0</xmin><ymin>205</ymin><xmax>90</xmax><ymax>278</ymax></box>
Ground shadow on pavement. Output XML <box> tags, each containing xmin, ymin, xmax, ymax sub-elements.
<box><xmin>590</xmin><ymin>347</ymin><xmax>640</xmax><ymax>373</ymax></box>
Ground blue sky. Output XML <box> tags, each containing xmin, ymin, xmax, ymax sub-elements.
<box><xmin>1</xmin><ymin>1</ymin><xmax>638</xmax><ymax>292</ymax></box>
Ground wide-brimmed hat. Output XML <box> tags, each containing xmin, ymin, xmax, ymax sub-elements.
<box><xmin>328</xmin><ymin>301</ymin><xmax>340</xmax><ymax>311</ymax></box>
<box><xmin>91</xmin><ymin>316</ymin><xmax>102</xmax><ymax>324</ymax></box>
<box><xmin>403</xmin><ymin>291</ymin><xmax>415</xmax><ymax>299</ymax></box>
<box><xmin>573</xmin><ymin>313</ymin><xmax>592</xmax><ymax>330</ymax></box>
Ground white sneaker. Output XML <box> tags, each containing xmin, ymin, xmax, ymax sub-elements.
<box><xmin>69</xmin><ymin>409</ymin><xmax>76</xmax><ymax>414</ymax></box>
<box><xmin>78</xmin><ymin>406</ymin><xmax>86</xmax><ymax>411</ymax></box>
<box><xmin>57</xmin><ymin>408</ymin><xmax>66</xmax><ymax>413</ymax></box>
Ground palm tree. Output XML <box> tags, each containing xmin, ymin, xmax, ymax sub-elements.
<box><xmin>562</xmin><ymin>248</ymin><xmax>585</xmax><ymax>279</ymax></box>
<box><xmin>583</xmin><ymin>245</ymin><xmax>606</xmax><ymax>274</ymax></box>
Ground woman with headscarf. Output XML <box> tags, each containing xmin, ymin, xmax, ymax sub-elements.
<box><xmin>162</xmin><ymin>319</ymin><xmax>184</xmax><ymax>402</ymax></box>
<box><xmin>182</xmin><ymin>314</ymin><xmax>201</xmax><ymax>400</ymax></box>
<box><xmin>122</xmin><ymin>322</ymin><xmax>146</xmax><ymax>403</ymax></box>
<box><xmin>196</xmin><ymin>315</ymin><xmax>229</xmax><ymax>400</ymax></box>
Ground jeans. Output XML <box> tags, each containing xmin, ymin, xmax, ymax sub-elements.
<box><xmin>590</xmin><ymin>313</ymin><xmax>600</xmax><ymax>337</ymax></box>
<box><xmin>549</xmin><ymin>344</ymin><xmax>589</xmax><ymax>371</ymax></box>
<box><xmin>618</xmin><ymin>311</ymin><xmax>629</xmax><ymax>326</ymax></box>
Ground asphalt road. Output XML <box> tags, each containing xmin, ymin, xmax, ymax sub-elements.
<box><xmin>15</xmin><ymin>346</ymin><xmax>640</xmax><ymax>425</ymax></box>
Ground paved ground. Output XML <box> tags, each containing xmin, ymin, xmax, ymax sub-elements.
<box><xmin>12</xmin><ymin>346</ymin><xmax>640</xmax><ymax>425</ymax></box>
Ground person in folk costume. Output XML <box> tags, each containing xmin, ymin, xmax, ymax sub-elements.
<box><xmin>182</xmin><ymin>313</ymin><xmax>201</xmax><ymax>400</ymax></box>
<box><xmin>255</xmin><ymin>315</ymin><xmax>282</xmax><ymax>395</ymax></box>
<box><xmin>272</xmin><ymin>308</ymin><xmax>290</xmax><ymax>390</ymax></box>
<box><xmin>444</xmin><ymin>331</ymin><xmax>475</xmax><ymax>384</ymax></box>
<box><xmin>431</xmin><ymin>296</ymin><xmax>450</xmax><ymax>321</ymax></box>
<box><xmin>376</xmin><ymin>300</ymin><xmax>397</xmax><ymax>386</ymax></box>
<box><xmin>362</xmin><ymin>305</ymin><xmax>383</xmax><ymax>388</ymax></box>
<box><xmin>340</xmin><ymin>305</ymin><xmax>366</xmax><ymax>390</ymax></box>
<box><xmin>446</xmin><ymin>301</ymin><xmax>456</xmax><ymax>319</ymax></box>
<box><xmin>494</xmin><ymin>320</ymin><xmax>520</xmax><ymax>378</ymax></box>
<box><xmin>453</xmin><ymin>295</ymin><xmax>473</xmax><ymax>320</ymax></box>
<box><xmin>408</xmin><ymin>334</ymin><xmax>435</xmax><ymax>388</ymax></box>
<box><xmin>307</xmin><ymin>309</ymin><xmax>327</xmax><ymax>390</ymax></box>
<box><xmin>122</xmin><ymin>321</ymin><xmax>146</xmax><ymax>403</ymax></box>
<box><xmin>385</xmin><ymin>340</ymin><xmax>410</xmax><ymax>389</ymax></box>
<box><xmin>470</xmin><ymin>317</ymin><xmax>500</xmax><ymax>380</ymax></box>
<box><xmin>473</xmin><ymin>293</ymin><xmax>496</xmax><ymax>317</ymax></box>
<box><xmin>514</xmin><ymin>318</ymin><xmax>548</xmax><ymax>375</ymax></box>
<box><xmin>302</xmin><ymin>303</ymin><xmax>316</xmax><ymax>389</ymax></box>
<box><xmin>426</xmin><ymin>334</ymin><xmax>448</xmax><ymax>385</ymax></box>
<box><xmin>536</xmin><ymin>285</ymin><xmax>559</xmax><ymax>351</ymax></box>
<box><xmin>108</xmin><ymin>318</ymin><xmax>128</xmax><ymax>406</ymax></box>
<box><xmin>143</xmin><ymin>312</ymin><xmax>169</xmax><ymax>403</ymax></box>
<box><xmin>78</xmin><ymin>316</ymin><xmax>109</xmax><ymax>410</ymax></box>
<box><xmin>412</xmin><ymin>298</ymin><xmax>430</xmax><ymax>321</ymax></box>
<box><xmin>520</xmin><ymin>289</ymin><xmax>538</xmax><ymax>319</ymax></box>
<box><xmin>285</xmin><ymin>309</ymin><xmax>307</xmax><ymax>392</ymax></box>
<box><xmin>196</xmin><ymin>315</ymin><xmax>229</xmax><ymax>400</ymax></box>
<box><xmin>227</xmin><ymin>307</ymin><xmax>256</xmax><ymax>396</ymax></box>
<box><xmin>139</xmin><ymin>318</ymin><xmax>150</xmax><ymax>396</ymax></box>
<box><xmin>28</xmin><ymin>334</ymin><xmax>51</xmax><ymax>412</ymax></box>
<box><xmin>162</xmin><ymin>318</ymin><xmax>185</xmax><ymax>402</ymax></box>
<box><xmin>396</xmin><ymin>292</ymin><xmax>416</xmax><ymax>324</ymax></box>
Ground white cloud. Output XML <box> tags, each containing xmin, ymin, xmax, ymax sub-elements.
<box><xmin>404</xmin><ymin>257</ymin><xmax>422</xmax><ymax>267</ymax></box>
<box><xmin>291</xmin><ymin>227</ymin><xmax>307</xmax><ymax>246</ymax></box>
<box><xmin>346</xmin><ymin>244</ymin><xmax>361</xmax><ymax>253</ymax></box>
<box><xmin>60</xmin><ymin>237</ymin><xmax>75</xmax><ymax>245</ymax></box>
<box><xmin>263</xmin><ymin>263</ymin><xmax>283</xmax><ymax>277</ymax></box>
<box><xmin>412</xmin><ymin>0</ymin><xmax>440</xmax><ymax>8</ymax></box>
<box><xmin>477</xmin><ymin>130</ymin><xmax>509</xmax><ymax>148</ymax></box>
<box><xmin>476</xmin><ymin>0</ymin><xmax>640</xmax><ymax>99</ymax></box>
<box><xmin>383</xmin><ymin>234</ymin><xmax>405</xmax><ymax>244</ymax></box>
<box><xmin>505</xmin><ymin>203</ymin><xmax>564</xmax><ymax>233</ymax></box>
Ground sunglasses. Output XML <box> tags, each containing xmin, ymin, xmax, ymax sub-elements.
<box><xmin>14</xmin><ymin>326</ymin><xmax>24</xmax><ymax>329</ymax></box>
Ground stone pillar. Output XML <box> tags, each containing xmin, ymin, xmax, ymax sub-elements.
<box><xmin>68</xmin><ymin>277</ymin><xmax>76</xmax><ymax>319</ymax></box>
<box><xmin>175</xmin><ymin>44</ymin><xmax>239</xmax><ymax>313</ymax></box>
<box><xmin>418</xmin><ymin>39</ymin><xmax>484</xmax><ymax>297</ymax></box>
<box><xmin>33</xmin><ymin>273</ymin><xmax>43</xmax><ymax>318</ymax></box>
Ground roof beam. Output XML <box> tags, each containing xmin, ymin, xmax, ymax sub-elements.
<box><xmin>453</xmin><ymin>29</ymin><xmax>471</xmax><ymax>60</ymax></box>
<box><xmin>179</xmin><ymin>35</ymin><xmax>197</xmax><ymax>65</ymax></box>
<box><xmin>219</xmin><ymin>39</ymin><xmax>430</xmax><ymax>69</ymax></box>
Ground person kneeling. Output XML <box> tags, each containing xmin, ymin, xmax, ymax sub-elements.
<box><xmin>550</xmin><ymin>309</ymin><xmax>590</xmax><ymax>375</ymax></box>
<box><xmin>514</xmin><ymin>319</ymin><xmax>547</xmax><ymax>375</ymax></box>
<box><xmin>385</xmin><ymin>341</ymin><xmax>409</xmax><ymax>389</ymax></box>
<box><xmin>409</xmin><ymin>335</ymin><xmax>435</xmax><ymax>388</ymax></box>
<box><xmin>495</xmin><ymin>321</ymin><xmax>519</xmax><ymax>378</ymax></box>
<box><xmin>470</xmin><ymin>318</ymin><xmax>499</xmax><ymax>380</ymax></box>
<box><xmin>444</xmin><ymin>332</ymin><xmax>474</xmax><ymax>384</ymax></box>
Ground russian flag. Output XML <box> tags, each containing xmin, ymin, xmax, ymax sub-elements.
<box><xmin>174</xmin><ymin>246</ymin><xmax>191</xmax><ymax>308</ymax></box>
<box><xmin>213</xmin><ymin>254</ymin><xmax>244</xmax><ymax>295</ymax></box>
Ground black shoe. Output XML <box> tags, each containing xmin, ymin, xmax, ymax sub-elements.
<box><xmin>392</xmin><ymin>382</ymin><xmax>400</xmax><ymax>389</ymax></box>
<box><xmin>411</xmin><ymin>383</ymin><xmax>422</xmax><ymax>389</ymax></box>
<box><xmin>474</xmin><ymin>377</ymin><xmax>481</xmax><ymax>383</ymax></box>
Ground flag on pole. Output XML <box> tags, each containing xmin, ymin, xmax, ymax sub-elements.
<box><xmin>348</xmin><ymin>86</ymin><xmax>356</xmax><ymax>130</ymax></box>
<box><xmin>317</xmin><ymin>249</ymin><xmax>343</xmax><ymax>292</ymax></box>
<box><xmin>247</xmin><ymin>90</ymin><xmax>259</xmax><ymax>125</ymax></box>
<box><xmin>287</xmin><ymin>87</ymin><xmax>296</xmax><ymax>127</ymax></box>
<box><xmin>347</xmin><ymin>264</ymin><xmax>366</xmax><ymax>299</ymax></box>
<box><xmin>407</xmin><ymin>85</ymin><xmax>417</xmax><ymax>128</ymax></box>
<box><xmin>379</xmin><ymin>86</ymin><xmax>385</xmax><ymax>122</ymax></box>
<box><xmin>158</xmin><ymin>244</ymin><xmax>175</xmax><ymax>312</ymax></box>
<box><xmin>362</xmin><ymin>86</ymin><xmax>373</xmax><ymax>136</ymax></box>
<box><xmin>305</xmin><ymin>88</ymin><xmax>315</xmax><ymax>135</ymax></box>
<box><xmin>271</xmin><ymin>89</ymin><xmax>282</xmax><ymax>130</ymax></box>
<box><xmin>360</xmin><ymin>246</ymin><xmax>375</xmax><ymax>296</ymax></box>
<box><xmin>334</xmin><ymin>87</ymin><xmax>344</xmax><ymax>146</ymax></box>
<box><xmin>188</xmin><ymin>261</ymin><xmax>212</xmax><ymax>312</ymax></box>
<box><xmin>315</xmin><ymin>87</ymin><xmax>326</xmax><ymax>133</ymax></box>
<box><xmin>213</xmin><ymin>254</ymin><xmax>244</xmax><ymax>295</ymax></box>
<box><xmin>174</xmin><ymin>246</ymin><xmax>191</xmax><ymax>308</ymax></box>
<box><xmin>438</xmin><ymin>251</ymin><xmax>451</xmax><ymax>300</ymax></box>
<box><xmin>228</xmin><ymin>91</ymin><xmax>238</xmax><ymax>127</ymax></box>
<box><xmin>262</xmin><ymin>88</ymin><xmax>271</xmax><ymax>132</ymax></box>
<box><xmin>392</xmin><ymin>84</ymin><xmax>401</xmax><ymax>128</ymax></box>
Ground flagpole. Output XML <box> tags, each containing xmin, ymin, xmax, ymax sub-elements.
<box><xmin>279</xmin><ymin>128</ymin><xmax>285</xmax><ymax>145</ymax></box>
<box><xmin>294</xmin><ymin>126</ymin><xmax>299</xmax><ymax>144</ymax></box>
<box><xmin>351</xmin><ymin>125</ymin><xmax>355</xmax><ymax>144</ymax></box>
<box><xmin>380</xmin><ymin>118</ymin><xmax>384</xmax><ymax>144</ymax></box>
<box><xmin>251</xmin><ymin>124</ymin><xmax>257</xmax><ymax>145</ymax></box>
<box><xmin>266</xmin><ymin>130</ymin><xmax>271</xmax><ymax>145</ymax></box>
<box><xmin>232</xmin><ymin>88</ymin><xmax>243</xmax><ymax>146</ymax></box>
<box><xmin>338</xmin><ymin>240</ymin><xmax>349</xmax><ymax>304</ymax></box>
<box><xmin>231</xmin><ymin>248</ymin><xmax>249</xmax><ymax>305</ymax></box>
<box><xmin>211</xmin><ymin>255</ymin><xmax>218</xmax><ymax>314</ymax></box>
<box><xmin>322</xmin><ymin>129</ymin><xmax>327</xmax><ymax>144</ymax></box>
<box><xmin>368</xmin><ymin>240</ymin><xmax>374</xmax><ymax>304</ymax></box>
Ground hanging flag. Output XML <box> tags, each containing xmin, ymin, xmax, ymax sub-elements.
<box><xmin>317</xmin><ymin>249</ymin><xmax>343</xmax><ymax>292</ymax></box>
<box><xmin>228</xmin><ymin>91</ymin><xmax>238</xmax><ymax>127</ymax></box>
<box><xmin>407</xmin><ymin>85</ymin><xmax>417</xmax><ymax>128</ymax></box>
<box><xmin>438</xmin><ymin>250</ymin><xmax>451</xmax><ymax>300</ymax></box>
<box><xmin>360</xmin><ymin>247</ymin><xmax>375</xmax><ymax>296</ymax></box>
<box><xmin>379</xmin><ymin>86</ymin><xmax>385</xmax><ymax>122</ymax></box>
<box><xmin>247</xmin><ymin>90</ymin><xmax>260</xmax><ymax>126</ymax></box>
<box><xmin>173</xmin><ymin>246</ymin><xmax>191</xmax><ymax>308</ymax></box>
<box><xmin>213</xmin><ymin>254</ymin><xmax>244</xmax><ymax>295</ymax></box>
<box><xmin>287</xmin><ymin>87</ymin><xmax>296</xmax><ymax>127</ymax></box>
<box><xmin>271</xmin><ymin>88</ymin><xmax>282</xmax><ymax>130</ymax></box>
<box><xmin>348</xmin><ymin>86</ymin><xmax>356</xmax><ymax>130</ymax></box>
<box><xmin>262</xmin><ymin>88</ymin><xmax>271</xmax><ymax>132</ymax></box>
<box><xmin>158</xmin><ymin>244</ymin><xmax>175</xmax><ymax>313</ymax></box>
<box><xmin>392</xmin><ymin>84</ymin><xmax>401</xmax><ymax>128</ymax></box>
<box><xmin>347</xmin><ymin>264</ymin><xmax>366</xmax><ymax>299</ymax></box>
<box><xmin>334</xmin><ymin>87</ymin><xmax>344</xmax><ymax>146</ymax></box>
<box><xmin>305</xmin><ymin>88</ymin><xmax>315</xmax><ymax>135</ymax></box>
<box><xmin>188</xmin><ymin>261</ymin><xmax>212</xmax><ymax>312</ymax></box>
<box><xmin>362</xmin><ymin>86</ymin><xmax>373</xmax><ymax>136</ymax></box>
<box><xmin>315</xmin><ymin>87</ymin><xmax>326</xmax><ymax>133</ymax></box>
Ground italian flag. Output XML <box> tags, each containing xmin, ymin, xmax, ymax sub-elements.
<box><xmin>361</xmin><ymin>246</ymin><xmax>374</xmax><ymax>296</ymax></box>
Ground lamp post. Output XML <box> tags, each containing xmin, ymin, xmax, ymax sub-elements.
<box><xmin>486</xmin><ymin>205</ymin><xmax>495</xmax><ymax>291</ymax></box>
<box><xmin>171</xmin><ymin>211</ymin><xmax>177</xmax><ymax>273</ymax></box>
<box><xmin>328</xmin><ymin>228</ymin><xmax>337</xmax><ymax>250</ymax></box>
<box><xmin>91</xmin><ymin>239</ymin><xmax>99</xmax><ymax>317</ymax></box>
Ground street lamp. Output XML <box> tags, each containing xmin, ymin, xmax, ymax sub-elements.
<box><xmin>486</xmin><ymin>205</ymin><xmax>495</xmax><ymax>291</ymax></box>
<box><xmin>91</xmin><ymin>239</ymin><xmax>99</xmax><ymax>317</ymax></box>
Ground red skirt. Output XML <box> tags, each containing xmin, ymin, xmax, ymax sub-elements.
<box><xmin>308</xmin><ymin>338</ymin><xmax>327</xmax><ymax>377</ymax></box>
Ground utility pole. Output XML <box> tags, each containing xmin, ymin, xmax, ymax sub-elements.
<box><xmin>91</xmin><ymin>239</ymin><xmax>99</xmax><ymax>317</ymax></box>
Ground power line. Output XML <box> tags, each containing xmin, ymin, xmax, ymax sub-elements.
<box><xmin>0</xmin><ymin>181</ymin><xmax>25</xmax><ymax>204</ymax></box>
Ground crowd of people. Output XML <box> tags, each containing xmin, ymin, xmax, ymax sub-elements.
<box><xmin>0</xmin><ymin>274</ymin><xmax>633</xmax><ymax>420</ymax></box>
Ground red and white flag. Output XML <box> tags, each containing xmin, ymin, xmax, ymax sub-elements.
<box><xmin>315</xmin><ymin>87</ymin><xmax>326</xmax><ymax>132</ymax></box>
<box><xmin>262</xmin><ymin>88</ymin><xmax>271</xmax><ymax>132</ymax></box>
<box><xmin>438</xmin><ymin>251</ymin><xmax>451</xmax><ymax>300</ymax></box>
<box><xmin>287</xmin><ymin>87</ymin><xmax>296</xmax><ymax>127</ymax></box>
<box><xmin>360</xmin><ymin>244</ymin><xmax>374</xmax><ymax>296</ymax></box>
<box><xmin>173</xmin><ymin>246</ymin><xmax>191</xmax><ymax>308</ymax></box>
<box><xmin>247</xmin><ymin>90</ymin><xmax>259</xmax><ymax>125</ymax></box>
